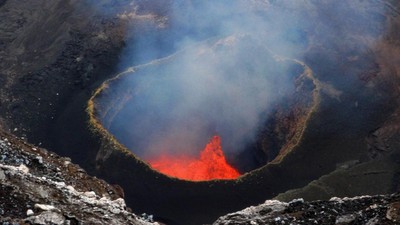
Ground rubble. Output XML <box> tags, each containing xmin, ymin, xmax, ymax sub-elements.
<box><xmin>0</xmin><ymin>130</ymin><xmax>157</xmax><ymax>225</ymax></box>
<box><xmin>213</xmin><ymin>194</ymin><xmax>400</xmax><ymax>225</ymax></box>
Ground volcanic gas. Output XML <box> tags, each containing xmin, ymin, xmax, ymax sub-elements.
<box><xmin>88</xmin><ymin>33</ymin><xmax>317</xmax><ymax>225</ymax></box>
<box><xmin>90</xmin><ymin>34</ymin><xmax>316</xmax><ymax>186</ymax></box>
<box><xmin>148</xmin><ymin>135</ymin><xmax>240</xmax><ymax>181</ymax></box>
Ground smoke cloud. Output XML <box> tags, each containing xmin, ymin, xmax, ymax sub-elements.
<box><xmin>99</xmin><ymin>0</ymin><xmax>388</xmax><ymax>169</ymax></box>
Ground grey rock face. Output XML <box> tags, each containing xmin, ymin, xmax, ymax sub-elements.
<box><xmin>213</xmin><ymin>195</ymin><xmax>400</xmax><ymax>225</ymax></box>
<box><xmin>0</xmin><ymin>130</ymin><xmax>157</xmax><ymax>225</ymax></box>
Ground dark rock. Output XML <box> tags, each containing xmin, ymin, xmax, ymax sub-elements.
<box><xmin>0</xmin><ymin>129</ymin><xmax>155</xmax><ymax>225</ymax></box>
<box><xmin>214</xmin><ymin>194</ymin><xmax>400</xmax><ymax>225</ymax></box>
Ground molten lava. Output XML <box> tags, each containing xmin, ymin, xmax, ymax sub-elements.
<box><xmin>148</xmin><ymin>135</ymin><xmax>241</xmax><ymax>181</ymax></box>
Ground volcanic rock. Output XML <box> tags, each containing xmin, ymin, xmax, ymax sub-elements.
<box><xmin>213</xmin><ymin>194</ymin><xmax>400</xmax><ymax>225</ymax></box>
<box><xmin>0</xmin><ymin>129</ymin><xmax>156</xmax><ymax>225</ymax></box>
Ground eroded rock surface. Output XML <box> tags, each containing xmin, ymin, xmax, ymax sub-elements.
<box><xmin>0</xmin><ymin>129</ymin><xmax>157</xmax><ymax>225</ymax></box>
<box><xmin>214</xmin><ymin>195</ymin><xmax>400</xmax><ymax>225</ymax></box>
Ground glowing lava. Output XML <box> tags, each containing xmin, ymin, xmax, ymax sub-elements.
<box><xmin>148</xmin><ymin>135</ymin><xmax>241</xmax><ymax>181</ymax></box>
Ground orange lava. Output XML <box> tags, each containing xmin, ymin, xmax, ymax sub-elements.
<box><xmin>148</xmin><ymin>135</ymin><xmax>241</xmax><ymax>181</ymax></box>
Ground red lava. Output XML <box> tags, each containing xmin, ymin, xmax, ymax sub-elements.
<box><xmin>148</xmin><ymin>135</ymin><xmax>241</xmax><ymax>181</ymax></box>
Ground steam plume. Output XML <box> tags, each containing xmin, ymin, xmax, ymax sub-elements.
<box><xmin>100</xmin><ymin>0</ymin><xmax>387</xmax><ymax>168</ymax></box>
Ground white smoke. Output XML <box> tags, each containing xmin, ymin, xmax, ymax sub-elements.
<box><xmin>99</xmin><ymin>0</ymin><xmax>387</xmax><ymax>169</ymax></box>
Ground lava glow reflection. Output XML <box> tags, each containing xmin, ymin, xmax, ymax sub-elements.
<box><xmin>148</xmin><ymin>135</ymin><xmax>241</xmax><ymax>181</ymax></box>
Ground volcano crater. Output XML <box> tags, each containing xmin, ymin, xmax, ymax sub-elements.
<box><xmin>89</xmin><ymin>35</ymin><xmax>318</xmax><ymax>181</ymax></box>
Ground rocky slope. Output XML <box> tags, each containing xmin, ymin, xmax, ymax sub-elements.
<box><xmin>214</xmin><ymin>194</ymin><xmax>400</xmax><ymax>225</ymax></box>
<box><xmin>0</xmin><ymin>0</ymin><xmax>127</xmax><ymax>146</ymax></box>
<box><xmin>0</xmin><ymin>129</ymin><xmax>157</xmax><ymax>225</ymax></box>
